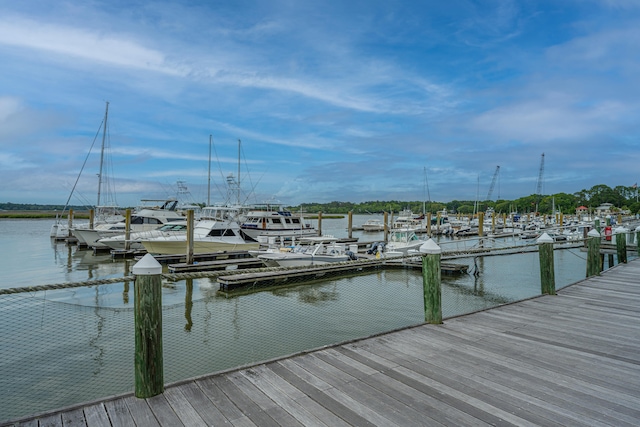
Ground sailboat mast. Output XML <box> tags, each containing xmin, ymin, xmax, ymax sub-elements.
<box><xmin>237</xmin><ymin>139</ymin><xmax>241</xmax><ymax>205</ymax></box>
<box><xmin>96</xmin><ymin>101</ymin><xmax>109</xmax><ymax>207</ymax></box>
<box><xmin>207</xmin><ymin>135</ymin><xmax>212</xmax><ymax>206</ymax></box>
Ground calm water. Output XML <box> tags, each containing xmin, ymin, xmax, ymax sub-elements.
<box><xmin>0</xmin><ymin>217</ymin><xmax>625</xmax><ymax>421</ymax></box>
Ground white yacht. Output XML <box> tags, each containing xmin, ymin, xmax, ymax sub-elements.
<box><xmin>97</xmin><ymin>221</ymin><xmax>188</xmax><ymax>251</ymax></box>
<box><xmin>139</xmin><ymin>206</ymin><xmax>259</xmax><ymax>255</ymax></box>
<box><xmin>239</xmin><ymin>205</ymin><xmax>317</xmax><ymax>239</ymax></box>
<box><xmin>73</xmin><ymin>199</ymin><xmax>185</xmax><ymax>249</ymax></box>
<box><xmin>362</xmin><ymin>219</ymin><xmax>385</xmax><ymax>232</ymax></box>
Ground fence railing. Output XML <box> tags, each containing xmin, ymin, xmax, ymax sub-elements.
<box><xmin>1</xmin><ymin>228</ymin><xmax>638</xmax><ymax>422</ymax></box>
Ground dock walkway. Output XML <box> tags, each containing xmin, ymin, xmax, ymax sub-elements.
<box><xmin>6</xmin><ymin>260</ymin><xmax>640</xmax><ymax>426</ymax></box>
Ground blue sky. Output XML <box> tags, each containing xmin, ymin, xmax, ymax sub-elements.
<box><xmin>1</xmin><ymin>0</ymin><xmax>639</xmax><ymax>208</ymax></box>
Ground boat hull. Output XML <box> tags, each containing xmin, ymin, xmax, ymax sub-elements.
<box><xmin>257</xmin><ymin>253</ymin><xmax>350</xmax><ymax>267</ymax></box>
<box><xmin>141</xmin><ymin>239</ymin><xmax>259</xmax><ymax>255</ymax></box>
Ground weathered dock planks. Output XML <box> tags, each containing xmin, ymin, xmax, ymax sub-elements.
<box><xmin>4</xmin><ymin>259</ymin><xmax>640</xmax><ymax>427</ymax></box>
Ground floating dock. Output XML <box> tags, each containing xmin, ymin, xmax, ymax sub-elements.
<box><xmin>216</xmin><ymin>259</ymin><xmax>383</xmax><ymax>291</ymax></box>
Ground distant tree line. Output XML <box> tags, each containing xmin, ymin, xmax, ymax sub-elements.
<box><xmin>0</xmin><ymin>202</ymin><xmax>90</xmax><ymax>211</ymax></box>
<box><xmin>289</xmin><ymin>184</ymin><xmax>640</xmax><ymax>215</ymax></box>
<box><xmin>3</xmin><ymin>183</ymin><xmax>638</xmax><ymax>215</ymax></box>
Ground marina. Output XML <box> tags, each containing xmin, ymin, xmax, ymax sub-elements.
<box><xmin>0</xmin><ymin>216</ymin><xmax>639</xmax><ymax>423</ymax></box>
<box><xmin>3</xmin><ymin>255</ymin><xmax>640</xmax><ymax>426</ymax></box>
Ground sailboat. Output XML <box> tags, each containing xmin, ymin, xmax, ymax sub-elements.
<box><xmin>51</xmin><ymin>102</ymin><xmax>123</xmax><ymax>239</ymax></box>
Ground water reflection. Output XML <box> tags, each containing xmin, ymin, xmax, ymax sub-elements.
<box><xmin>184</xmin><ymin>279</ymin><xmax>193</xmax><ymax>332</ymax></box>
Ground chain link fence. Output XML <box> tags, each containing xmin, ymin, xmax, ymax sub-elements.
<box><xmin>1</xmin><ymin>234</ymin><xmax>637</xmax><ymax>423</ymax></box>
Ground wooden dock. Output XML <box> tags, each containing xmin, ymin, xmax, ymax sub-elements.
<box><xmin>5</xmin><ymin>260</ymin><xmax>640</xmax><ymax>426</ymax></box>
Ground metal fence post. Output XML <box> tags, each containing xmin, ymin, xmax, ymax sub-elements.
<box><xmin>586</xmin><ymin>229</ymin><xmax>601</xmax><ymax>277</ymax></box>
<box><xmin>133</xmin><ymin>254</ymin><xmax>164</xmax><ymax>398</ymax></box>
<box><xmin>537</xmin><ymin>233</ymin><xmax>556</xmax><ymax>295</ymax></box>
<box><xmin>420</xmin><ymin>239</ymin><xmax>442</xmax><ymax>324</ymax></box>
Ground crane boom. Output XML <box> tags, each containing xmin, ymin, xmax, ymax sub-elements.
<box><xmin>486</xmin><ymin>166</ymin><xmax>500</xmax><ymax>200</ymax></box>
<box><xmin>536</xmin><ymin>153</ymin><xmax>545</xmax><ymax>196</ymax></box>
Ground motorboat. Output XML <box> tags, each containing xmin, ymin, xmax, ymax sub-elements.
<box><xmin>73</xmin><ymin>199</ymin><xmax>185</xmax><ymax>249</ymax></box>
<box><xmin>385</xmin><ymin>228</ymin><xmax>426</xmax><ymax>254</ymax></box>
<box><xmin>252</xmin><ymin>236</ymin><xmax>357</xmax><ymax>267</ymax></box>
<box><xmin>239</xmin><ymin>205</ymin><xmax>317</xmax><ymax>240</ymax></box>
<box><xmin>139</xmin><ymin>206</ymin><xmax>259</xmax><ymax>255</ymax></box>
<box><xmin>391</xmin><ymin>209</ymin><xmax>423</xmax><ymax>229</ymax></box>
<box><xmin>362</xmin><ymin>219</ymin><xmax>385</xmax><ymax>232</ymax></box>
<box><xmin>97</xmin><ymin>221</ymin><xmax>188</xmax><ymax>251</ymax></box>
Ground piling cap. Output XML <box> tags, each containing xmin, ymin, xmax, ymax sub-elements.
<box><xmin>614</xmin><ymin>226</ymin><xmax>628</xmax><ymax>234</ymax></box>
<box><xmin>132</xmin><ymin>253</ymin><xmax>162</xmax><ymax>275</ymax></box>
<box><xmin>536</xmin><ymin>233</ymin><xmax>554</xmax><ymax>244</ymax></box>
<box><xmin>636</xmin><ymin>226</ymin><xmax>640</xmax><ymax>232</ymax></box>
<box><xmin>587</xmin><ymin>229</ymin><xmax>600</xmax><ymax>237</ymax></box>
<box><xmin>419</xmin><ymin>239</ymin><xmax>441</xmax><ymax>254</ymax></box>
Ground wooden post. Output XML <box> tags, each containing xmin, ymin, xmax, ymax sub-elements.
<box><xmin>426</xmin><ymin>212</ymin><xmax>431</xmax><ymax>236</ymax></box>
<box><xmin>420</xmin><ymin>239</ymin><xmax>442</xmax><ymax>324</ymax></box>
<box><xmin>537</xmin><ymin>233</ymin><xmax>556</xmax><ymax>295</ymax></box>
<box><xmin>586</xmin><ymin>229</ymin><xmax>601</xmax><ymax>277</ymax></box>
<box><xmin>594</xmin><ymin>217</ymin><xmax>601</xmax><ymax>233</ymax></box>
<box><xmin>317</xmin><ymin>211</ymin><xmax>322</xmax><ymax>236</ymax></box>
<box><xmin>636</xmin><ymin>226</ymin><xmax>640</xmax><ymax>257</ymax></box>
<box><xmin>186</xmin><ymin>209</ymin><xmax>194</xmax><ymax>265</ymax></box>
<box><xmin>124</xmin><ymin>208</ymin><xmax>132</xmax><ymax>251</ymax></box>
<box><xmin>133</xmin><ymin>254</ymin><xmax>164</xmax><ymax>398</ymax></box>
<box><xmin>436</xmin><ymin>211</ymin><xmax>441</xmax><ymax>234</ymax></box>
<box><xmin>491</xmin><ymin>212</ymin><xmax>495</xmax><ymax>234</ymax></box>
<box><xmin>383</xmin><ymin>212</ymin><xmax>389</xmax><ymax>243</ymax></box>
<box><xmin>347</xmin><ymin>211</ymin><xmax>353</xmax><ymax>239</ymax></box>
<box><xmin>478</xmin><ymin>212</ymin><xmax>484</xmax><ymax>237</ymax></box>
<box><xmin>67</xmin><ymin>209</ymin><xmax>73</xmax><ymax>238</ymax></box>
<box><xmin>614</xmin><ymin>227</ymin><xmax>628</xmax><ymax>264</ymax></box>
<box><xmin>89</xmin><ymin>208</ymin><xmax>95</xmax><ymax>229</ymax></box>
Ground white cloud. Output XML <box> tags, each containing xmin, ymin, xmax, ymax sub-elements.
<box><xmin>0</xmin><ymin>17</ymin><xmax>186</xmax><ymax>76</ymax></box>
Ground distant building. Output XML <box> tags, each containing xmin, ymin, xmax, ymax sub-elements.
<box><xmin>594</xmin><ymin>203</ymin><xmax>614</xmax><ymax>216</ymax></box>
<box><xmin>575</xmin><ymin>206</ymin><xmax>588</xmax><ymax>215</ymax></box>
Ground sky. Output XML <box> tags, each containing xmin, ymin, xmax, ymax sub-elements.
<box><xmin>1</xmin><ymin>0</ymin><xmax>639</xmax><ymax>208</ymax></box>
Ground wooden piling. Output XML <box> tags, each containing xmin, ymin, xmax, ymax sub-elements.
<box><xmin>67</xmin><ymin>209</ymin><xmax>73</xmax><ymax>238</ymax></box>
<box><xmin>615</xmin><ymin>227</ymin><xmax>628</xmax><ymax>264</ymax></box>
<box><xmin>426</xmin><ymin>212</ymin><xmax>431</xmax><ymax>236</ymax></box>
<box><xmin>317</xmin><ymin>211</ymin><xmax>322</xmax><ymax>236</ymax></box>
<box><xmin>124</xmin><ymin>209</ymin><xmax>132</xmax><ymax>251</ymax></box>
<box><xmin>420</xmin><ymin>239</ymin><xmax>442</xmax><ymax>324</ymax></box>
<box><xmin>89</xmin><ymin>209</ymin><xmax>94</xmax><ymax>229</ymax></box>
<box><xmin>478</xmin><ymin>212</ymin><xmax>484</xmax><ymax>237</ymax></box>
<box><xmin>537</xmin><ymin>233</ymin><xmax>556</xmax><ymax>295</ymax></box>
<box><xmin>586</xmin><ymin>229</ymin><xmax>601</xmax><ymax>277</ymax></box>
<box><xmin>636</xmin><ymin>226</ymin><xmax>640</xmax><ymax>257</ymax></box>
<box><xmin>347</xmin><ymin>211</ymin><xmax>353</xmax><ymax>239</ymax></box>
<box><xmin>186</xmin><ymin>210</ymin><xmax>194</xmax><ymax>265</ymax></box>
<box><xmin>133</xmin><ymin>254</ymin><xmax>164</xmax><ymax>398</ymax></box>
<box><xmin>383</xmin><ymin>212</ymin><xmax>389</xmax><ymax>243</ymax></box>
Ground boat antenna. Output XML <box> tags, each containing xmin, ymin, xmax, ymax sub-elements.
<box><xmin>96</xmin><ymin>101</ymin><xmax>109</xmax><ymax>207</ymax></box>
